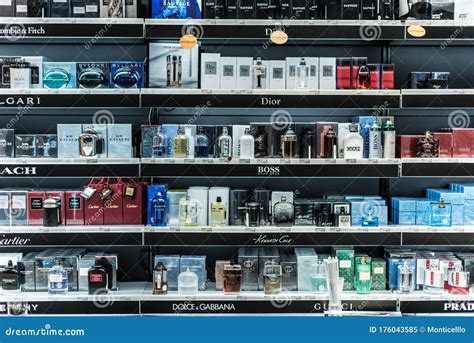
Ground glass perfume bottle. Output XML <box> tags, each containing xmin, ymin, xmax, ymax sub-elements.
<box><xmin>153</xmin><ymin>262</ymin><xmax>168</xmax><ymax>295</ymax></box>
<box><xmin>281</xmin><ymin>128</ymin><xmax>298</xmax><ymax>158</ymax></box>
<box><xmin>423</xmin><ymin>266</ymin><xmax>444</xmax><ymax>295</ymax></box>
<box><xmin>356</xmin><ymin>256</ymin><xmax>371</xmax><ymax>294</ymax></box>
<box><xmin>300</xmin><ymin>127</ymin><xmax>315</xmax><ymax>159</ymax></box>
<box><xmin>151</xmin><ymin>192</ymin><xmax>167</xmax><ymax>226</ymax></box>
<box><xmin>416</xmin><ymin>131</ymin><xmax>439</xmax><ymax>158</ymax></box>
<box><xmin>166</xmin><ymin>55</ymin><xmax>182</xmax><ymax>88</ymax></box>
<box><xmin>88</xmin><ymin>260</ymin><xmax>109</xmax><ymax>295</ymax></box>
<box><xmin>152</xmin><ymin>126</ymin><xmax>167</xmax><ymax>158</ymax></box>
<box><xmin>369</xmin><ymin>121</ymin><xmax>382</xmax><ymax>159</ymax></box>
<box><xmin>273</xmin><ymin>196</ymin><xmax>294</xmax><ymax>226</ymax></box>
<box><xmin>429</xmin><ymin>199</ymin><xmax>452</xmax><ymax>227</ymax></box>
<box><xmin>252</xmin><ymin>57</ymin><xmax>267</xmax><ymax>89</ymax></box>
<box><xmin>397</xmin><ymin>261</ymin><xmax>415</xmax><ymax>293</ymax></box>
<box><xmin>217</xmin><ymin>127</ymin><xmax>232</xmax><ymax>158</ymax></box>
<box><xmin>1</xmin><ymin>260</ymin><xmax>21</xmax><ymax>292</ymax></box>
<box><xmin>112</xmin><ymin>67</ymin><xmax>141</xmax><ymax>88</ymax></box>
<box><xmin>343</xmin><ymin>123</ymin><xmax>363</xmax><ymax>159</ymax></box>
<box><xmin>195</xmin><ymin>126</ymin><xmax>210</xmax><ymax>158</ymax></box>
<box><xmin>361</xmin><ymin>210</ymin><xmax>379</xmax><ymax>227</ymax></box>
<box><xmin>43</xmin><ymin>67</ymin><xmax>71</xmax><ymax>89</ymax></box>
<box><xmin>178</xmin><ymin>268</ymin><xmax>198</xmax><ymax>294</ymax></box>
<box><xmin>382</xmin><ymin>120</ymin><xmax>396</xmax><ymax>159</ymax></box>
<box><xmin>253</xmin><ymin>126</ymin><xmax>268</xmax><ymax>158</ymax></box>
<box><xmin>173</xmin><ymin>126</ymin><xmax>189</xmax><ymax>158</ymax></box>
<box><xmin>43</xmin><ymin>196</ymin><xmax>60</xmax><ymax>227</ymax></box>
<box><xmin>178</xmin><ymin>196</ymin><xmax>198</xmax><ymax>227</ymax></box>
<box><xmin>239</xmin><ymin>128</ymin><xmax>255</xmax><ymax>159</ymax></box>
<box><xmin>309</xmin><ymin>262</ymin><xmax>327</xmax><ymax>293</ymax></box>
<box><xmin>78</xmin><ymin>67</ymin><xmax>106</xmax><ymax>89</ymax></box>
<box><xmin>79</xmin><ymin>128</ymin><xmax>100</xmax><ymax>158</ymax></box>
<box><xmin>263</xmin><ymin>262</ymin><xmax>282</xmax><ymax>294</ymax></box>
<box><xmin>223</xmin><ymin>264</ymin><xmax>243</xmax><ymax>295</ymax></box>
<box><xmin>48</xmin><ymin>260</ymin><xmax>68</xmax><ymax>294</ymax></box>
<box><xmin>448</xmin><ymin>265</ymin><xmax>470</xmax><ymax>295</ymax></box>
<box><xmin>211</xmin><ymin>196</ymin><xmax>227</xmax><ymax>226</ymax></box>
<box><xmin>245</xmin><ymin>202</ymin><xmax>261</xmax><ymax>227</ymax></box>
<box><xmin>323</xmin><ymin>128</ymin><xmax>337</xmax><ymax>159</ymax></box>
<box><xmin>296</xmin><ymin>58</ymin><xmax>309</xmax><ymax>89</ymax></box>
<box><xmin>357</xmin><ymin>63</ymin><xmax>370</xmax><ymax>89</ymax></box>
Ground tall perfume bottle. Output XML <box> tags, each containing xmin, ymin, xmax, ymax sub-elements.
<box><xmin>253</xmin><ymin>126</ymin><xmax>268</xmax><ymax>158</ymax></box>
<box><xmin>273</xmin><ymin>196</ymin><xmax>294</xmax><ymax>226</ymax></box>
<box><xmin>195</xmin><ymin>126</ymin><xmax>210</xmax><ymax>158</ymax></box>
<box><xmin>178</xmin><ymin>196</ymin><xmax>198</xmax><ymax>226</ymax></box>
<box><xmin>211</xmin><ymin>196</ymin><xmax>227</xmax><ymax>226</ymax></box>
<box><xmin>166</xmin><ymin>55</ymin><xmax>182</xmax><ymax>87</ymax></box>
<box><xmin>310</xmin><ymin>262</ymin><xmax>327</xmax><ymax>293</ymax></box>
<box><xmin>152</xmin><ymin>126</ymin><xmax>167</xmax><ymax>158</ymax></box>
<box><xmin>397</xmin><ymin>261</ymin><xmax>415</xmax><ymax>293</ymax></box>
<box><xmin>239</xmin><ymin>128</ymin><xmax>255</xmax><ymax>158</ymax></box>
<box><xmin>153</xmin><ymin>262</ymin><xmax>168</xmax><ymax>295</ymax></box>
<box><xmin>48</xmin><ymin>260</ymin><xmax>68</xmax><ymax>294</ymax></box>
<box><xmin>383</xmin><ymin>120</ymin><xmax>396</xmax><ymax>159</ymax></box>
<box><xmin>429</xmin><ymin>199</ymin><xmax>452</xmax><ymax>227</ymax></box>
<box><xmin>356</xmin><ymin>256</ymin><xmax>371</xmax><ymax>294</ymax></box>
<box><xmin>178</xmin><ymin>268</ymin><xmax>198</xmax><ymax>294</ymax></box>
<box><xmin>343</xmin><ymin>123</ymin><xmax>363</xmax><ymax>159</ymax></box>
<box><xmin>217</xmin><ymin>127</ymin><xmax>232</xmax><ymax>158</ymax></box>
<box><xmin>245</xmin><ymin>202</ymin><xmax>261</xmax><ymax>227</ymax></box>
<box><xmin>223</xmin><ymin>264</ymin><xmax>243</xmax><ymax>295</ymax></box>
<box><xmin>151</xmin><ymin>192</ymin><xmax>167</xmax><ymax>226</ymax></box>
<box><xmin>281</xmin><ymin>128</ymin><xmax>298</xmax><ymax>158</ymax></box>
<box><xmin>448</xmin><ymin>265</ymin><xmax>470</xmax><ymax>295</ymax></box>
<box><xmin>296</xmin><ymin>58</ymin><xmax>309</xmax><ymax>89</ymax></box>
<box><xmin>423</xmin><ymin>266</ymin><xmax>444</xmax><ymax>295</ymax></box>
<box><xmin>263</xmin><ymin>262</ymin><xmax>282</xmax><ymax>294</ymax></box>
<box><xmin>416</xmin><ymin>131</ymin><xmax>439</xmax><ymax>158</ymax></box>
<box><xmin>173</xmin><ymin>126</ymin><xmax>189</xmax><ymax>158</ymax></box>
<box><xmin>369</xmin><ymin>121</ymin><xmax>382</xmax><ymax>159</ymax></box>
<box><xmin>252</xmin><ymin>57</ymin><xmax>267</xmax><ymax>89</ymax></box>
<box><xmin>357</xmin><ymin>63</ymin><xmax>370</xmax><ymax>89</ymax></box>
<box><xmin>323</xmin><ymin>128</ymin><xmax>337</xmax><ymax>158</ymax></box>
<box><xmin>1</xmin><ymin>261</ymin><xmax>21</xmax><ymax>292</ymax></box>
<box><xmin>300</xmin><ymin>127</ymin><xmax>315</xmax><ymax>159</ymax></box>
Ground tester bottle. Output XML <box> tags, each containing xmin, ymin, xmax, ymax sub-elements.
<box><xmin>383</xmin><ymin>120</ymin><xmax>396</xmax><ymax>158</ymax></box>
<box><xmin>369</xmin><ymin>121</ymin><xmax>382</xmax><ymax>159</ymax></box>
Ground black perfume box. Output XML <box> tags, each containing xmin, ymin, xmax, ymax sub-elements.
<box><xmin>0</xmin><ymin>57</ymin><xmax>22</xmax><ymax>88</ymax></box>
<box><xmin>14</xmin><ymin>0</ymin><xmax>28</xmax><ymax>16</ymax></box>
<box><xmin>203</xmin><ymin>0</ymin><xmax>215</xmax><ymax>18</ymax></box>
<box><xmin>431</xmin><ymin>1</ymin><xmax>454</xmax><ymax>20</ymax></box>
<box><xmin>250</xmin><ymin>122</ymin><xmax>273</xmax><ymax>158</ymax></box>
<box><xmin>409</xmin><ymin>72</ymin><xmax>431</xmax><ymax>89</ymax></box>
<box><xmin>197</xmin><ymin>125</ymin><xmax>216</xmax><ymax>157</ymax></box>
<box><xmin>85</xmin><ymin>0</ymin><xmax>100</xmax><ymax>17</ymax></box>
<box><xmin>342</xmin><ymin>0</ymin><xmax>359</xmax><ymax>19</ymax></box>
<box><xmin>49</xmin><ymin>0</ymin><xmax>71</xmax><ymax>17</ymax></box>
<box><xmin>271</xmin><ymin>122</ymin><xmax>296</xmax><ymax>157</ymax></box>
<box><xmin>295</xmin><ymin>123</ymin><xmax>317</xmax><ymax>159</ymax></box>
<box><xmin>314</xmin><ymin>200</ymin><xmax>334</xmax><ymax>226</ymax></box>
<box><xmin>214</xmin><ymin>0</ymin><xmax>224</xmax><ymax>18</ymax></box>
<box><xmin>72</xmin><ymin>0</ymin><xmax>86</xmax><ymax>16</ymax></box>
<box><xmin>291</xmin><ymin>0</ymin><xmax>308</xmax><ymax>19</ymax></box>
<box><xmin>0</xmin><ymin>129</ymin><xmax>14</xmax><ymax>158</ymax></box>
<box><xmin>0</xmin><ymin>0</ymin><xmax>14</xmax><ymax>16</ymax></box>
<box><xmin>238</xmin><ymin>0</ymin><xmax>255</xmax><ymax>18</ymax></box>
<box><xmin>294</xmin><ymin>199</ymin><xmax>315</xmax><ymax>225</ymax></box>
<box><xmin>15</xmin><ymin>135</ymin><xmax>36</xmax><ymax>157</ymax></box>
<box><xmin>35</xmin><ymin>135</ymin><xmax>58</xmax><ymax>158</ymax></box>
<box><xmin>255</xmin><ymin>0</ymin><xmax>269</xmax><ymax>19</ymax></box>
<box><xmin>361</xmin><ymin>0</ymin><xmax>376</xmax><ymax>19</ymax></box>
<box><xmin>281</xmin><ymin>254</ymin><xmax>297</xmax><ymax>291</ymax></box>
<box><xmin>225</xmin><ymin>0</ymin><xmax>238</xmax><ymax>18</ymax></box>
<box><xmin>279</xmin><ymin>0</ymin><xmax>290</xmax><ymax>18</ymax></box>
<box><xmin>326</xmin><ymin>0</ymin><xmax>341</xmax><ymax>19</ymax></box>
<box><xmin>378</xmin><ymin>0</ymin><xmax>393</xmax><ymax>19</ymax></box>
<box><xmin>76</xmin><ymin>62</ymin><xmax>110</xmax><ymax>89</ymax></box>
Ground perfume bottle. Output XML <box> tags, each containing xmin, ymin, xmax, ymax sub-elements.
<box><xmin>383</xmin><ymin>120</ymin><xmax>396</xmax><ymax>159</ymax></box>
<box><xmin>369</xmin><ymin>122</ymin><xmax>382</xmax><ymax>159</ymax></box>
<box><xmin>429</xmin><ymin>199</ymin><xmax>452</xmax><ymax>227</ymax></box>
<box><xmin>195</xmin><ymin>126</ymin><xmax>210</xmax><ymax>158</ymax></box>
<box><xmin>323</xmin><ymin>128</ymin><xmax>337</xmax><ymax>159</ymax></box>
<box><xmin>281</xmin><ymin>128</ymin><xmax>298</xmax><ymax>158</ymax></box>
<box><xmin>151</xmin><ymin>192</ymin><xmax>167</xmax><ymax>226</ymax></box>
<box><xmin>43</xmin><ymin>196</ymin><xmax>60</xmax><ymax>227</ymax></box>
<box><xmin>343</xmin><ymin>124</ymin><xmax>363</xmax><ymax>159</ymax></box>
<box><xmin>361</xmin><ymin>210</ymin><xmax>379</xmax><ymax>227</ymax></box>
<box><xmin>252</xmin><ymin>57</ymin><xmax>267</xmax><ymax>89</ymax></box>
<box><xmin>48</xmin><ymin>260</ymin><xmax>68</xmax><ymax>294</ymax></box>
<box><xmin>263</xmin><ymin>262</ymin><xmax>282</xmax><ymax>294</ymax></box>
<box><xmin>88</xmin><ymin>260</ymin><xmax>109</xmax><ymax>295</ymax></box>
<box><xmin>211</xmin><ymin>196</ymin><xmax>227</xmax><ymax>226</ymax></box>
<box><xmin>178</xmin><ymin>268</ymin><xmax>198</xmax><ymax>294</ymax></box>
<box><xmin>217</xmin><ymin>127</ymin><xmax>232</xmax><ymax>158</ymax></box>
<box><xmin>173</xmin><ymin>126</ymin><xmax>189</xmax><ymax>158</ymax></box>
<box><xmin>79</xmin><ymin>128</ymin><xmax>100</xmax><ymax>158</ymax></box>
<box><xmin>300</xmin><ymin>127</ymin><xmax>315</xmax><ymax>159</ymax></box>
<box><xmin>357</xmin><ymin>63</ymin><xmax>370</xmax><ymax>89</ymax></box>
<box><xmin>448</xmin><ymin>265</ymin><xmax>470</xmax><ymax>295</ymax></box>
<box><xmin>1</xmin><ymin>261</ymin><xmax>21</xmax><ymax>292</ymax></box>
<box><xmin>112</xmin><ymin>67</ymin><xmax>141</xmax><ymax>88</ymax></box>
<box><xmin>178</xmin><ymin>196</ymin><xmax>198</xmax><ymax>226</ymax></box>
<box><xmin>309</xmin><ymin>262</ymin><xmax>327</xmax><ymax>293</ymax></box>
<box><xmin>245</xmin><ymin>202</ymin><xmax>261</xmax><ymax>227</ymax></box>
<box><xmin>416</xmin><ymin>131</ymin><xmax>439</xmax><ymax>158</ymax></box>
<box><xmin>215</xmin><ymin>260</ymin><xmax>231</xmax><ymax>291</ymax></box>
<box><xmin>166</xmin><ymin>55</ymin><xmax>182</xmax><ymax>87</ymax></box>
<box><xmin>253</xmin><ymin>126</ymin><xmax>268</xmax><ymax>158</ymax></box>
<box><xmin>239</xmin><ymin>128</ymin><xmax>255</xmax><ymax>159</ymax></box>
<box><xmin>273</xmin><ymin>196</ymin><xmax>294</xmax><ymax>226</ymax></box>
<box><xmin>423</xmin><ymin>266</ymin><xmax>444</xmax><ymax>295</ymax></box>
<box><xmin>296</xmin><ymin>58</ymin><xmax>309</xmax><ymax>89</ymax></box>
<box><xmin>78</xmin><ymin>67</ymin><xmax>106</xmax><ymax>89</ymax></box>
<box><xmin>152</xmin><ymin>126</ymin><xmax>167</xmax><ymax>158</ymax></box>
<box><xmin>410</xmin><ymin>0</ymin><xmax>432</xmax><ymax>19</ymax></box>
<box><xmin>153</xmin><ymin>262</ymin><xmax>168</xmax><ymax>295</ymax></box>
<box><xmin>223</xmin><ymin>264</ymin><xmax>243</xmax><ymax>294</ymax></box>
<box><xmin>397</xmin><ymin>261</ymin><xmax>415</xmax><ymax>293</ymax></box>
<box><xmin>356</xmin><ymin>256</ymin><xmax>371</xmax><ymax>294</ymax></box>
<box><xmin>43</xmin><ymin>68</ymin><xmax>71</xmax><ymax>89</ymax></box>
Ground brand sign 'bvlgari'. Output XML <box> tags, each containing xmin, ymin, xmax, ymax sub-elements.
<box><xmin>0</xmin><ymin>97</ymin><xmax>40</xmax><ymax>106</ymax></box>
<box><xmin>252</xmin><ymin>234</ymin><xmax>292</xmax><ymax>244</ymax></box>
<box><xmin>0</xmin><ymin>167</ymin><xmax>37</xmax><ymax>176</ymax></box>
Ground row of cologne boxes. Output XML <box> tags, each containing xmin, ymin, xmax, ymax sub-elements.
<box><xmin>0</xmin><ymin>57</ymin><xmax>144</xmax><ymax>89</ymax></box>
<box><xmin>0</xmin><ymin>0</ymin><xmax>139</xmax><ymax>17</ymax></box>
<box><xmin>0</xmin><ymin>251</ymin><xmax>118</xmax><ymax>293</ymax></box>
<box><xmin>201</xmin><ymin>54</ymin><xmax>395</xmax><ymax>90</ymax></box>
<box><xmin>153</xmin><ymin>255</ymin><xmax>207</xmax><ymax>291</ymax></box>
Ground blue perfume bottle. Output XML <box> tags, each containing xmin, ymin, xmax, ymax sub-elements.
<box><xmin>112</xmin><ymin>67</ymin><xmax>141</xmax><ymax>88</ymax></box>
<box><xmin>429</xmin><ymin>199</ymin><xmax>452</xmax><ymax>227</ymax></box>
<box><xmin>361</xmin><ymin>210</ymin><xmax>379</xmax><ymax>227</ymax></box>
<box><xmin>43</xmin><ymin>68</ymin><xmax>72</xmax><ymax>89</ymax></box>
<box><xmin>151</xmin><ymin>192</ymin><xmax>167</xmax><ymax>226</ymax></box>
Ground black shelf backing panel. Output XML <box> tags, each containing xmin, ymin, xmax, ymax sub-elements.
<box><xmin>402</xmin><ymin>94</ymin><xmax>474</xmax><ymax>108</ymax></box>
<box><xmin>402</xmin><ymin>162</ymin><xmax>474</xmax><ymax>177</ymax></box>
<box><xmin>406</xmin><ymin>25</ymin><xmax>474</xmax><ymax>40</ymax></box>
<box><xmin>400</xmin><ymin>300</ymin><xmax>474</xmax><ymax>314</ymax></box>
<box><xmin>0</xmin><ymin>232</ymin><xmax>143</xmax><ymax>246</ymax></box>
<box><xmin>0</xmin><ymin>163</ymin><xmax>139</xmax><ymax>177</ymax></box>
<box><xmin>0</xmin><ymin>301</ymin><xmax>140</xmax><ymax>315</ymax></box>
<box><xmin>402</xmin><ymin>232</ymin><xmax>474</xmax><ymax>246</ymax></box>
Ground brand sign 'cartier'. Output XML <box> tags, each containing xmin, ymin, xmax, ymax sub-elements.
<box><xmin>257</xmin><ymin>166</ymin><xmax>280</xmax><ymax>176</ymax></box>
<box><xmin>252</xmin><ymin>234</ymin><xmax>292</xmax><ymax>244</ymax></box>
<box><xmin>0</xmin><ymin>235</ymin><xmax>31</xmax><ymax>245</ymax></box>
<box><xmin>0</xmin><ymin>97</ymin><xmax>41</xmax><ymax>106</ymax></box>
<box><xmin>0</xmin><ymin>167</ymin><xmax>37</xmax><ymax>176</ymax></box>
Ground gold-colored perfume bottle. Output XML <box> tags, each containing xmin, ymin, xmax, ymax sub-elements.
<box><xmin>211</xmin><ymin>196</ymin><xmax>227</xmax><ymax>226</ymax></box>
<box><xmin>173</xmin><ymin>125</ymin><xmax>189</xmax><ymax>158</ymax></box>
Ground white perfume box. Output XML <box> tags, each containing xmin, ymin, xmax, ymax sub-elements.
<box><xmin>208</xmin><ymin>187</ymin><xmax>230</xmax><ymax>225</ymax></box>
<box><xmin>455</xmin><ymin>0</ymin><xmax>472</xmax><ymax>19</ymax></box>
<box><xmin>57</xmin><ymin>124</ymin><xmax>82</xmax><ymax>158</ymax></box>
<box><xmin>306</xmin><ymin>57</ymin><xmax>319</xmax><ymax>90</ymax></box>
<box><xmin>237</xmin><ymin>57</ymin><xmax>253</xmax><ymax>89</ymax></box>
<box><xmin>188</xmin><ymin>186</ymin><xmax>209</xmax><ymax>226</ymax></box>
<box><xmin>319</xmin><ymin>57</ymin><xmax>336</xmax><ymax>90</ymax></box>
<box><xmin>183</xmin><ymin>124</ymin><xmax>196</xmax><ymax>158</ymax></box>
<box><xmin>220</xmin><ymin>56</ymin><xmax>237</xmax><ymax>89</ymax></box>
<box><xmin>285</xmin><ymin>57</ymin><xmax>301</xmax><ymax>89</ymax></box>
<box><xmin>107</xmin><ymin>123</ymin><xmax>132</xmax><ymax>158</ymax></box>
<box><xmin>269</xmin><ymin>60</ymin><xmax>286</xmax><ymax>90</ymax></box>
<box><xmin>232</xmin><ymin>125</ymin><xmax>250</xmax><ymax>157</ymax></box>
<box><xmin>200</xmin><ymin>53</ymin><xmax>221</xmax><ymax>89</ymax></box>
<box><xmin>337</xmin><ymin>122</ymin><xmax>351</xmax><ymax>159</ymax></box>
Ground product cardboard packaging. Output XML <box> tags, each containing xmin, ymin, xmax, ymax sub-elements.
<box><xmin>46</xmin><ymin>191</ymin><xmax>66</xmax><ymax>225</ymax></box>
<box><xmin>65</xmin><ymin>191</ymin><xmax>85</xmax><ymax>225</ymax></box>
<box><xmin>27</xmin><ymin>191</ymin><xmax>46</xmax><ymax>226</ymax></box>
<box><xmin>433</xmin><ymin>132</ymin><xmax>453</xmax><ymax>157</ymax></box>
<box><xmin>122</xmin><ymin>181</ymin><xmax>145</xmax><ymax>225</ymax></box>
<box><xmin>57</xmin><ymin>124</ymin><xmax>82</xmax><ymax>158</ymax></box>
<box><xmin>10</xmin><ymin>191</ymin><xmax>27</xmax><ymax>226</ymax></box>
<box><xmin>200</xmin><ymin>53</ymin><xmax>221</xmax><ymax>89</ymax></box>
<box><xmin>103</xmin><ymin>183</ymin><xmax>123</xmax><ymax>225</ymax></box>
<box><xmin>220</xmin><ymin>56</ymin><xmax>237</xmax><ymax>89</ymax></box>
<box><xmin>84</xmin><ymin>183</ymin><xmax>104</xmax><ymax>225</ymax></box>
<box><xmin>396</xmin><ymin>135</ymin><xmax>419</xmax><ymax>158</ymax></box>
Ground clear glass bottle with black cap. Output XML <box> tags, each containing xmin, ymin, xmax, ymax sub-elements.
<box><xmin>195</xmin><ymin>126</ymin><xmax>210</xmax><ymax>158</ymax></box>
<box><xmin>152</xmin><ymin>126</ymin><xmax>167</xmax><ymax>158</ymax></box>
<box><xmin>273</xmin><ymin>196</ymin><xmax>294</xmax><ymax>226</ymax></box>
<box><xmin>48</xmin><ymin>260</ymin><xmax>68</xmax><ymax>294</ymax></box>
<box><xmin>211</xmin><ymin>196</ymin><xmax>227</xmax><ymax>226</ymax></box>
<box><xmin>296</xmin><ymin>58</ymin><xmax>309</xmax><ymax>89</ymax></box>
<box><xmin>1</xmin><ymin>261</ymin><xmax>21</xmax><ymax>292</ymax></box>
<box><xmin>217</xmin><ymin>127</ymin><xmax>232</xmax><ymax>158</ymax></box>
<box><xmin>167</xmin><ymin>55</ymin><xmax>182</xmax><ymax>87</ymax></box>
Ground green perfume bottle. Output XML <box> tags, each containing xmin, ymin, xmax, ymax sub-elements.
<box><xmin>356</xmin><ymin>256</ymin><xmax>371</xmax><ymax>294</ymax></box>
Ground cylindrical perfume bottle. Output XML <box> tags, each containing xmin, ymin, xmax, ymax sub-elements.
<box><xmin>281</xmin><ymin>128</ymin><xmax>298</xmax><ymax>158</ymax></box>
<box><xmin>151</xmin><ymin>192</ymin><xmax>167</xmax><ymax>226</ymax></box>
<box><xmin>252</xmin><ymin>57</ymin><xmax>267</xmax><ymax>89</ymax></box>
<box><xmin>300</xmin><ymin>127</ymin><xmax>315</xmax><ymax>159</ymax></box>
<box><xmin>217</xmin><ymin>126</ymin><xmax>232</xmax><ymax>158</ymax></box>
<box><xmin>245</xmin><ymin>202</ymin><xmax>261</xmax><ymax>227</ymax></box>
<box><xmin>397</xmin><ymin>261</ymin><xmax>415</xmax><ymax>293</ymax></box>
<box><xmin>230</xmin><ymin>189</ymin><xmax>250</xmax><ymax>225</ymax></box>
<box><xmin>43</xmin><ymin>196</ymin><xmax>60</xmax><ymax>227</ymax></box>
<box><xmin>195</xmin><ymin>126</ymin><xmax>210</xmax><ymax>158</ymax></box>
<box><xmin>323</xmin><ymin>128</ymin><xmax>337</xmax><ymax>159</ymax></box>
<box><xmin>253</xmin><ymin>188</ymin><xmax>272</xmax><ymax>226</ymax></box>
<box><xmin>10</xmin><ymin>62</ymin><xmax>31</xmax><ymax>89</ymax></box>
<box><xmin>173</xmin><ymin>126</ymin><xmax>189</xmax><ymax>158</ymax></box>
<box><xmin>223</xmin><ymin>264</ymin><xmax>243</xmax><ymax>294</ymax></box>
<box><xmin>153</xmin><ymin>262</ymin><xmax>168</xmax><ymax>295</ymax></box>
<box><xmin>369</xmin><ymin>121</ymin><xmax>382</xmax><ymax>159</ymax></box>
<box><xmin>166</xmin><ymin>55</ymin><xmax>182</xmax><ymax>88</ymax></box>
<box><xmin>178</xmin><ymin>268</ymin><xmax>198</xmax><ymax>294</ymax></box>
<box><xmin>239</xmin><ymin>128</ymin><xmax>255</xmax><ymax>158</ymax></box>
<box><xmin>178</xmin><ymin>196</ymin><xmax>198</xmax><ymax>227</ymax></box>
<box><xmin>48</xmin><ymin>260</ymin><xmax>68</xmax><ymax>294</ymax></box>
<box><xmin>383</xmin><ymin>120</ymin><xmax>396</xmax><ymax>159</ymax></box>
<box><xmin>263</xmin><ymin>262</ymin><xmax>282</xmax><ymax>294</ymax></box>
<box><xmin>423</xmin><ymin>267</ymin><xmax>444</xmax><ymax>295</ymax></box>
<box><xmin>152</xmin><ymin>126</ymin><xmax>167</xmax><ymax>158</ymax></box>
<box><xmin>448</xmin><ymin>266</ymin><xmax>470</xmax><ymax>295</ymax></box>
<box><xmin>296</xmin><ymin>58</ymin><xmax>309</xmax><ymax>89</ymax></box>
<box><xmin>310</xmin><ymin>262</ymin><xmax>327</xmax><ymax>293</ymax></box>
<box><xmin>211</xmin><ymin>196</ymin><xmax>227</xmax><ymax>226</ymax></box>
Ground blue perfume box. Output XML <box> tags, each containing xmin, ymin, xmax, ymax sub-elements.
<box><xmin>43</xmin><ymin>62</ymin><xmax>77</xmax><ymax>89</ymax></box>
<box><xmin>393</xmin><ymin>210</ymin><xmax>416</xmax><ymax>225</ymax></box>
<box><xmin>147</xmin><ymin>184</ymin><xmax>168</xmax><ymax>226</ymax></box>
<box><xmin>452</xmin><ymin>204</ymin><xmax>464</xmax><ymax>225</ymax></box>
<box><xmin>110</xmin><ymin>62</ymin><xmax>145</xmax><ymax>88</ymax></box>
<box><xmin>154</xmin><ymin>255</ymin><xmax>180</xmax><ymax>290</ymax></box>
<box><xmin>295</xmin><ymin>248</ymin><xmax>318</xmax><ymax>291</ymax></box>
<box><xmin>451</xmin><ymin>183</ymin><xmax>474</xmax><ymax>199</ymax></box>
<box><xmin>151</xmin><ymin>0</ymin><xmax>202</xmax><ymax>18</ymax></box>
<box><xmin>180</xmin><ymin>255</ymin><xmax>207</xmax><ymax>290</ymax></box>
<box><xmin>162</xmin><ymin>124</ymin><xmax>179</xmax><ymax>157</ymax></box>
<box><xmin>385</xmin><ymin>252</ymin><xmax>416</xmax><ymax>290</ymax></box>
<box><xmin>416</xmin><ymin>212</ymin><xmax>430</xmax><ymax>225</ymax></box>
<box><xmin>427</xmin><ymin>189</ymin><xmax>466</xmax><ymax>205</ymax></box>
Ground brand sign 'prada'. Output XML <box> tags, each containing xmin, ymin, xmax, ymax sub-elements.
<box><xmin>0</xmin><ymin>167</ymin><xmax>37</xmax><ymax>176</ymax></box>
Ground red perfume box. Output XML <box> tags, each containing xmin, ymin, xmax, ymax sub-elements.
<box><xmin>65</xmin><ymin>191</ymin><xmax>84</xmax><ymax>225</ymax></box>
<box><xmin>396</xmin><ymin>135</ymin><xmax>419</xmax><ymax>158</ymax></box>
<box><xmin>433</xmin><ymin>132</ymin><xmax>453</xmax><ymax>157</ymax></box>
<box><xmin>27</xmin><ymin>191</ymin><xmax>46</xmax><ymax>226</ymax></box>
<box><xmin>123</xmin><ymin>182</ymin><xmax>145</xmax><ymax>225</ymax></box>
<box><xmin>452</xmin><ymin>129</ymin><xmax>474</xmax><ymax>157</ymax></box>
<box><xmin>103</xmin><ymin>183</ymin><xmax>123</xmax><ymax>225</ymax></box>
<box><xmin>45</xmin><ymin>191</ymin><xmax>66</xmax><ymax>225</ymax></box>
<box><xmin>84</xmin><ymin>184</ymin><xmax>104</xmax><ymax>225</ymax></box>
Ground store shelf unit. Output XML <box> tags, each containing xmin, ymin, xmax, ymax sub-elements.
<box><xmin>401</xmin><ymin>89</ymin><xmax>474</xmax><ymax>108</ymax></box>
